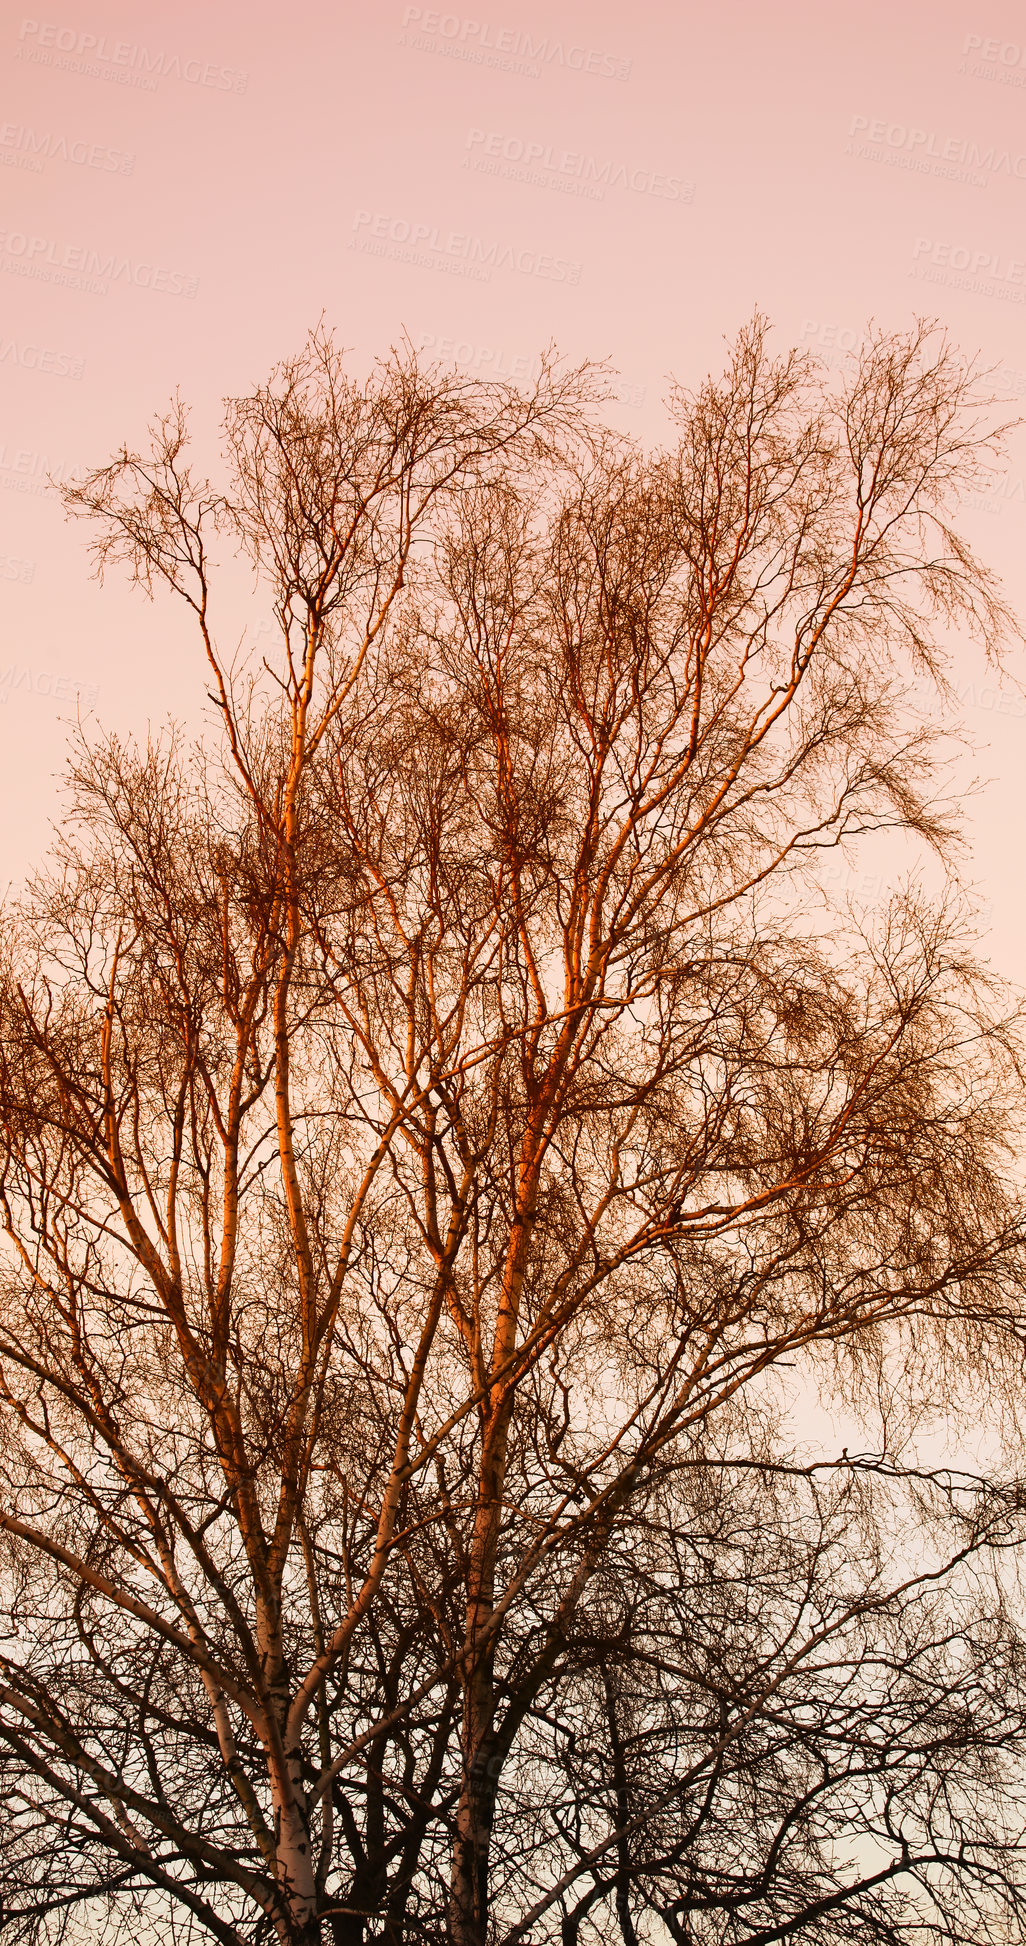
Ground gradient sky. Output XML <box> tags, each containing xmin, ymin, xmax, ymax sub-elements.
<box><xmin>2</xmin><ymin>0</ymin><xmax>1025</xmax><ymax>981</ymax></box>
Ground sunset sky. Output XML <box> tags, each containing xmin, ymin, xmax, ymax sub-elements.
<box><xmin>3</xmin><ymin>0</ymin><xmax>1025</xmax><ymax>976</ymax></box>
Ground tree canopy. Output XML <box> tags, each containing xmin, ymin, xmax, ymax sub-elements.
<box><xmin>1</xmin><ymin>321</ymin><xmax>1025</xmax><ymax>1946</ymax></box>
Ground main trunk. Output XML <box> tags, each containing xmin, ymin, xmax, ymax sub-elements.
<box><xmin>450</xmin><ymin>1152</ymin><xmax>542</xmax><ymax>1943</ymax></box>
<box><xmin>450</xmin><ymin>1643</ymin><xmax>499</xmax><ymax>1946</ymax></box>
<box><xmin>277</xmin><ymin>1793</ymin><xmax>320</xmax><ymax>1944</ymax></box>
<box><xmin>449</xmin><ymin>1418</ymin><xmax>509</xmax><ymax>1946</ymax></box>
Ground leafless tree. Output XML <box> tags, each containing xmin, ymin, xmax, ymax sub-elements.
<box><xmin>0</xmin><ymin>321</ymin><xmax>1024</xmax><ymax>1946</ymax></box>
<box><xmin>501</xmin><ymin>1450</ymin><xmax>1026</xmax><ymax>1946</ymax></box>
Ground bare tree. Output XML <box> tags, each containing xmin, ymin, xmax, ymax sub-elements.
<box><xmin>0</xmin><ymin>321</ymin><xmax>1024</xmax><ymax>1946</ymax></box>
<box><xmin>503</xmin><ymin>1450</ymin><xmax>1026</xmax><ymax>1946</ymax></box>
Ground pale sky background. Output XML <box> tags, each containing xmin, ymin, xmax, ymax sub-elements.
<box><xmin>1</xmin><ymin>0</ymin><xmax>1024</xmax><ymax>991</ymax></box>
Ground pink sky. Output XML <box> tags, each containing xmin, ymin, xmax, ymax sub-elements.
<box><xmin>2</xmin><ymin>0</ymin><xmax>1025</xmax><ymax>976</ymax></box>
